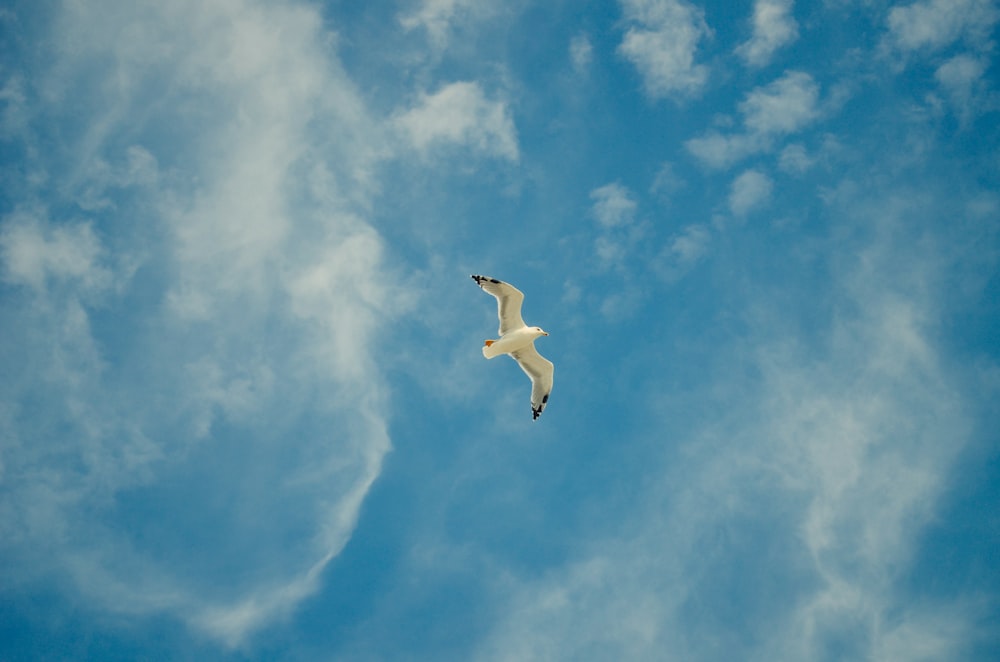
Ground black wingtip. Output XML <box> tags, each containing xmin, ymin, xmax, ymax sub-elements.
<box><xmin>471</xmin><ymin>274</ymin><xmax>501</xmax><ymax>286</ymax></box>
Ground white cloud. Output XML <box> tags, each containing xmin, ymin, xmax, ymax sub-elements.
<box><xmin>399</xmin><ymin>0</ymin><xmax>494</xmax><ymax>50</ymax></box>
<box><xmin>0</xmin><ymin>211</ymin><xmax>110</xmax><ymax>293</ymax></box>
<box><xmin>394</xmin><ymin>81</ymin><xmax>519</xmax><ymax>161</ymax></box>
<box><xmin>589</xmin><ymin>182</ymin><xmax>637</xmax><ymax>228</ymax></box>
<box><xmin>594</xmin><ymin>235</ymin><xmax>628</xmax><ymax>266</ymax></box>
<box><xmin>588</xmin><ymin>183</ymin><xmax>643</xmax><ymax>276</ymax></box>
<box><xmin>686</xmin><ymin>71</ymin><xmax>820</xmax><ymax>169</ymax></box>
<box><xmin>871</xmin><ymin>605</ymin><xmax>979</xmax><ymax>662</ymax></box>
<box><xmin>618</xmin><ymin>0</ymin><xmax>712</xmax><ymax>99</ymax></box>
<box><xmin>0</xmin><ymin>0</ymin><xmax>394</xmax><ymax>648</ymax></box>
<box><xmin>655</xmin><ymin>223</ymin><xmax>711</xmax><ymax>281</ymax></box>
<box><xmin>934</xmin><ymin>53</ymin><xmax>995</xmax><ymax>123</ymax></box>
<box><xmin>728</xmin><ymin>169</ymin><xmax>773</xmax><ymax>216</ymax></box>
<box><xmin>570</xmin><ymin>33</ymin><xmax>594</xmax><ymax>72</ymax></box>
<box><xmin>778</xmin><ymin>143</ymin><xmax>814</xmax><ymax>174</ymax></box>
<box><xmin>740</xmin><ymin>70</ymin><xmax>820</xmax><ymax>135</ymax></box>
<box><xmin>936</xmin><ymin>53</ymin><xmax>985</xmax><ymax>90</ymax></box>
<box><xmin>650</xmin><ymin>161</ymin><xmax>684</xmax><ymax>199</ymax></box>
<box><xmin>669</xmin><ymin>223</ymin><xmax>711</xmax><ymax>263</ymax></box>
<box><xmin>400</xmin><ymin>0</ymin><xmax>463</xmax><ymax>41</ymax></box>
<box><xmin>736</xmin><ymin>0</ymin><xmax>799</xmax><ymax>67</ymax></box>
<box><xmin>76</xmin><ymin>145</ymin><xmax>160</xmax><ymax>211</ymax></box>
<box><xmin>685</xmin><ymin>132</ymin><xmax>760</xmax><ymax>169</ymax></box>
<box><xmin>886</xmin><ymin>0</ymin><xmax>999</xmax><ymax>53</ymax></box>
<box><xmin>286</xmin><ymin>227</ymin><xmax>389</xmax><ymax>383</ymax></box>
<box><xmin>0</xmin><ymin>74</ymin><xmax>29</xmax><ymax>139</ymax></box>
<box><xmin>586</xmin><ymin>183</ymin><xmax>647</xmax><ymax>291</ymax></box>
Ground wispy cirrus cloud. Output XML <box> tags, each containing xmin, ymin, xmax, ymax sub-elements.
<box><xmin>475</xmin><ymin>175</ymin><xmax>990</xmax><ymax>662</ymax></box>
<box><xmin>0</xmin><ymin>0</ymin><xmax>394</xmax><ymax>648</ymax></box>
<box><xmin>617</xmin><ymin>0</ymin><xmax>712</xmax><ymax>100</ymax></box>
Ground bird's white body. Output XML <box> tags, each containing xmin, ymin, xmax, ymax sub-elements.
<box><xmin>482</xmin><ymin>325</ymin><xmax>547</xmax><ymax>359</ymax></box>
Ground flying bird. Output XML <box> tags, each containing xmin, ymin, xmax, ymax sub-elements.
<box><xmin>471</xmin><ymin>275</ymin><xmax>554</xmax><ymax>420</ymax></box>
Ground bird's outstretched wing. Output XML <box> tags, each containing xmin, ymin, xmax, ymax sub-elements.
<box><xmin>511</xmin><ymin>344</ymin><xmax>554</xmax><ymax>420</ymax></box>
<box><xmin>471</xmin><ymin>275</ymin><xmax>526</xmax><ymax>335</ymax></box>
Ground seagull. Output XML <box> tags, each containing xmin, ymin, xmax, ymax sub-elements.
<box><xmin>471</xmin><ymin>275</ymin><xmax>554</xmax><ymax>420</ymax></box>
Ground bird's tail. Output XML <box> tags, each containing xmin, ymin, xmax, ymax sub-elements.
<box><xmin>482</xmin><ymin>339</ymin><xmax>502</xmax><ymax>359</ymax></box>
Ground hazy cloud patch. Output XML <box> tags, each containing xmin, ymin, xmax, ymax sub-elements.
<box><xmin>728</xmin><ymin>169</ymin><xmax>774</xmax><ymax>216</ymax></box>
<box><xmin>778</xmin><ymin>143</ymin><xmax>814</xmax><ymax>174</ymax></box>
<box><xmin>655</xmin><ymin>223</ymin><xmax>712</xmax><ymax>281</ymax></box>
<box><xmin>736</xmin><ymin>0</ymin><xmax>799</xmax><ymax>67</ymax></box>
<box><xmin>570</xmin><ymin>33</ymin><xmax>594</xmax><ymax>72</ymax></box>
<box><xmin>1</xmin><ymin>211</ymin><xmax>111</xmax><ymax>294</ymax></box>
<box><xmin>590</xmin><ymin>182</ymin><xmax>638</xmax><ymax>228</ymax></box>
<box><xmin>934</xmin><ymin>53</ymin><xmax>997</xmax><ymax>123</ymax></box>
<box><xmin>886</xmin><ymin>0</ymin><xmax>999</xmax><ymax>54</ymax></box>
<box><xmin>399</xmin><ymin>0</ymin><xmax>495</xmax><ymax>50</ymax></box>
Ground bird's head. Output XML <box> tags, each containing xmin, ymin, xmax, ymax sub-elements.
<box><xmin>534</xmin><ymin>326</ymin><xmax>549</xmax><ymax>337</ymax></box>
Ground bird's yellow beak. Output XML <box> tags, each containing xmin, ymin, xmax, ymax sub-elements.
<box><xmin>542</xmin><ymin>332</ymin><xmax>549</xmax><ymax>336</ymax></box>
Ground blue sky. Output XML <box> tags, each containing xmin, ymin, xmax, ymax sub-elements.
<box><xmin>1</xmin><ymin>0</ymin><xmax>999</xmax><ymax>659</ymax></box>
